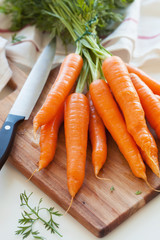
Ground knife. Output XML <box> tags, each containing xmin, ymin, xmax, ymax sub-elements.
<box><xmin>0</xmin><ymin>37</ymin><xmax>56</xmax><ymax>170</ymax></box>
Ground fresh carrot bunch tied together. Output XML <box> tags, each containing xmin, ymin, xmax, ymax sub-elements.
<box><xmin>32</xmin><ymin>51</ymin><xmax>160</xmax><ymax>208</ymax></box>
<box><xmin>29</xmin><ymin>0</ymin><xmax>160</xmax><ymax>208</ymax></box>
<box><xmin>2</xmin><ymin>0</ymin><xmax>160</xmax><ymax>214</ymax></box>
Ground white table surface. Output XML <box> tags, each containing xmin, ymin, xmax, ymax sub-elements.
<box><xmin>0</xmin><ymin>59</ymin><xmax>160</xmax><ymax>240</ymax></box>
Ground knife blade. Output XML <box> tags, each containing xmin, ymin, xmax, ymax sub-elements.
<box><xmin>0</xmin><ymin>37</ymin><xmax>56</xmax><ymax>170</ymax></box>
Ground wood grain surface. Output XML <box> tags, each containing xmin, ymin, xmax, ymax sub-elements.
<box><xmin>0</xmin><ymin>62</ymin><xmax>160</xmax><ymax>238</ymax></box>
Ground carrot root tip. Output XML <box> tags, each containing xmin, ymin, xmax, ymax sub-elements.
<box><xmin>26</xmin><ymin>168</ymin><xmax>39</xmax><ymax>182</ymax></box>
<box><xmin>63</xmin><ymin>196</ymin><xmax>74</xmax><ymax>216</ymax></box>
<box><xmin>95</xmin><ymin>174</ymin><xmax>111</xmax><ymax>182</ymax></box>
<box><xmin>144</xmin><ymin>178</ymin><xmax>160</xmax><ymax>192</ymax></box>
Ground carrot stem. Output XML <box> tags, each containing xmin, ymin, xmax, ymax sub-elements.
<box><xmin>82</xmin><ymin>48</ymin><xmax>99</xmax><ymax>81</ymax></box>
<box><xmin>76</xmin><ymin>59</ymin><xmax>89</xmax><ymax>93</ymax></box>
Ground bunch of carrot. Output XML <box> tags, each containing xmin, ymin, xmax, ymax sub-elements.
<box><xmin>32</xmin><ymin>51</ymin><xmax>160</xmax><ymax>209</ymax></box>
<box><xmin>2</xmin><ymin>0</ymin><xmax>159</xmax><ymax>212</ymax></box>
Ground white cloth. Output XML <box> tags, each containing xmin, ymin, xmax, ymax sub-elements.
<box><xmin>102</xmin><ymin>0</ymin><xmax>160</xmax><ymax>66</ymax></box>
<box><xmin>0</xmin><ymin>37</ymin><xmax>12</xmax><ymax>91</ymax></box>
<box><xmin>0</xmin><ymin>0</ymin><xmax>160</xmax><ymax>91</ymax></box>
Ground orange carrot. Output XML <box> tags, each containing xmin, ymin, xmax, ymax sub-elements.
<box><xmin>64</xmin><ymin>93</ymin><xmax>89</xmax><ymax>198</ymax></box>
<box><xmin>130</xmin><ymin>73</ymin><xmax>160</xmax><ymax>139</ymax></box>
<box><xmin>38</xmin><ymin>103</ymin><xmax>64</xmax><ymax>170</ymax></box>
<box><xmin>33</xmin><ymin>53</ymin><xmax>83</xmax><ymax>133</ymax></box>
<box><xmin>89</xmin><ymin>79</ymin><xmax>146</xmax><ymax>180</ymax></box>
<box><xmin>87</xmin><ymin>92</ymin><xmax>107</xmax><ymax>176</ymax></box>
<box><xmin>129</xmin><ymin>73</ymin><xmax>160</xmax><ymax>176</ymax></box>
<box><xmin>126</xmin><ymin>63</ymin><xmax>160</xmax><ymax>95</ymax></box>
<box><xmin>102</xmin><ymin>56</ymin><xmax>152</xmax><ymax>157</ymax></box>
<box><xmin>140</xmin><ymin>132</ymin><xmax>159</xmax><ymax>177</ymax></box>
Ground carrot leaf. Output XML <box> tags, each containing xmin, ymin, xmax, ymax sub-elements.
<box><xmin>15</xmin><ymin>191</ymin><xmax>62</xmax><ymax>239</ymax></box>
<box><xmin>0</xmin><ymin>0</ymin><xmax>133</xmax><ymax>84</ymax></box>
<box><xmin>110</xmin><ymin>186</ymin><xmax>115</xmax><ymax>192</ymax></box>
<box><xmin>11</xmin><ymin>33</ymin><xmax>26</xmax><ymax>43</ymax></box>
<box><xmin>0</xmin><ymin>0</ymin><xmax>134</xmax><ymax>42</ymax></box>
<box><xmin>135</xmin><ymin>190</ymin><xmax>142</xmax><ymax>195</ymax></box>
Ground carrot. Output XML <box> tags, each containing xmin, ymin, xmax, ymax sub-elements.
<box><xmin>33</xmin><ymin>53</ymin><xmax>83</xmax><ymax>133</ymax></box>
<box><xmin>102</xmin><ymin>56</ymin><xmax>152</xmax><ymax>158</ymax></box>
<box><xmin>64</xmin><ymin>93</ymin><xmax>89</xmax><ymax>198</ymax></box>
<box><xmin>89</xmin><ymin>79</ymin><xmax>147</xmax><ymax>180</ymax></box>
<box><xmin>130</xmin><ymin>73</ymin><xmax>160</xmax><ymax>139</ymax></box>
<box><xmin>39</xmin><ymin>103</ymin><xmax>64</xmax><ymax>170</ymax></box>
<box><xmin>126</xmin><ymin>63</ymin><xmax>160</xmax><ymax>95</ymax></box>
<box><xmin>28</xmin><ymin>104</ymin><xmax>64</xmax><ymax>181</ymax></box>
<box><xmin>140</xmin><ymin>133</ymin><xmax>159</xmax><ymax>177</ymax></box>
<box><xmin>87</xmin><ymin>92</ymin><xmax>107</xmax><ymax>177</ymax></box>
<box><xmin>130</xmin><ymin>73</ymin><xmax>160</xmax><ymax>176</ymax></box>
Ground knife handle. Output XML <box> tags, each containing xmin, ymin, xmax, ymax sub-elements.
<box><xmin>0</xmin><ymin>114</ymin><xmax>25</xmax><ymax>170</ymax></box>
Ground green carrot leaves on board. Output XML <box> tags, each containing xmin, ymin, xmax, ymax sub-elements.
<box><xmin>135</xmin><ymin>190</ymin><xmax>142</xmax><ymax>195</ymax></box>
<box><xmin>110</xmin><ymin>186</ymin><xmax>115</xmax><ymax>192</ymax></box>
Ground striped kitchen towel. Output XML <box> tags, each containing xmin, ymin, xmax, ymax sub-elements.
<box><xmin>102</xmin><ymin>0</ymin><xmax>160</xmax><ymax>67</ymax></box>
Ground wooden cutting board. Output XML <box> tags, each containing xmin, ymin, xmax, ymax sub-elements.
<box><xmin>0</xmin><ymin>62</ymin><xmax>160</xmax><ymax>238</ymax></box>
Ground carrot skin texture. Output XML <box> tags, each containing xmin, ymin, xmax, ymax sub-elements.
<box><xmin>65</xmin><ymin>93</ymin><xmax>89</xmax><ymax>197</ymax></box>
<box><xmin>130</xmin><ymin>73</ymin><xmax>160</xmax><ymax>176</ymax></box>
<box><xmin>89</xmin><ymin>79</ymin><xmax>146</xmax><ymax>180</ymax></box>
<box><xmin>130</xmin><ymin>73</ymin><xmax>160</xmax><ymax>138</ymax></box>
<box><xmin>39</xmin><ymin>104</ymin><xmax>64</xmax><ymax>170</ymax></box>
<box><xmin>102</xmin><ymin>56</ymin><xmax>152</xmax><ymax>156</ymax></box>
<box><xmin>87</xmin><ymin>92</ymin><xmax>107</xmax><ymax>176</ymax></box>
<box><xmin>33</xmin><ymin>53</ymin><xmax>83</xmax><ymax>132</ymax></box>
<box><xmin>140</xmin><ymin>133</ymin><xmax>159</xmax><ymax>177</ymax></box>
<box><xmin>126</xmin><ymin>63</ymin><xmax>160</xmax><ymax>95</ymax></box>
